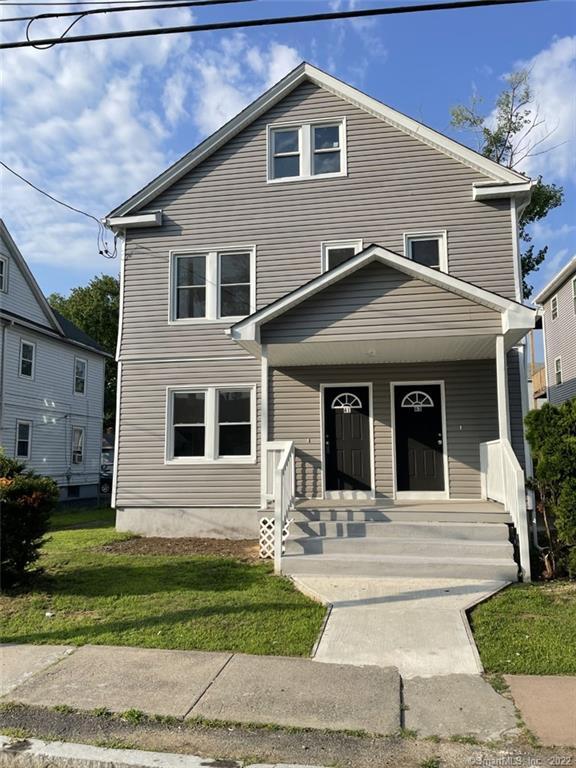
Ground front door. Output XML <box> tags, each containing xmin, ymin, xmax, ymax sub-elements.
<box><xmin>394</xmin><ymin>384</ymin><xmax>445</xmax><ymax>493</ymax></box>
<box><xmin>324</xmin><ymin>386</ymin><xmax>371</xmax><ymax>492</ymax></box>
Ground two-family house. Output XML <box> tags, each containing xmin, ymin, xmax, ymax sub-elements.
<box><xmin>0</xmin><ymin>220</ymin><xmax>108</xmax><ymax>501</ymax></box>
<box><xmin>106</xmin><ymin>64</ymin><xmax>536</xmax><ymax>580</ymax></box>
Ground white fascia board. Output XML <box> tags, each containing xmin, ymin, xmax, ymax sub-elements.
<box><xmin>232</xmin><ymin>244</ymin><xmax>527</xmax><ymax>342</ymax></box>
<box><xmin>105</xmin><ymin>210</ymin><xmax>163</xmax><ymax>230</ymax></box>
<box><xmin>503</xmin><ymin>303</ymin><xmax>537</xmax><ymax>335</ymax></box>
<box><xmin>109</xmin><ymin>62</ymin><xmax>528</xmax><ymax>219</ymax></box>
<box><xmin>472</xmin><ymin>181</ymin><xmax>533</xmax><ymax>201</ymax></box>
<box><xmin>534</xmin><ymin>255</ymin><xmax>576</xmax><ymax>305</ymax></box>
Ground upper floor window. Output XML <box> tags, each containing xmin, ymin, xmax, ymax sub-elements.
<box><xmin>572</xmin><ymin>278</ymin><xmax>576</xmax><ymax>315</ymax></box>
<box><xmin>170</xmin><ymin>248</ymin><xmax>255</xmax><ymax>323</ymax></box>
<box><xmin>74</xmin><ymin>357</ymin><xmax>87</xmax><ymax>395</ymax></box>
<box><xmin>166</xmin><ymin>386</ymin><xmax>255</xmax><ymax>463</ymax></box>
<box><xmin>0</xmin><ymin>256</ymin><xmax>7</xmax><ymax>292</ymax></box>
<box><xmin>551</xmin><ymin>294</ymin><xmax>559</xmax><ymax>320</ymax></box>
<box><xmin>554</xmin><ymin>357</ymin><xmax>562</xmax><ymax>386</ymax></box>
<box><xmin>72</xmin><ymin>426</ymin><xmax>85</xmax><ymax>465</ymax></box>
<box><xmin>268</xmin><ymin>120</ymin><xmax>347</xmax><ymax>182</ymax></box>
<box><xmin>404</xmin><ymin>232</ymin><xmax>448</xmax><ymax>272</ymax></box>
<box><xmin>16</xmin><ymin>420</ymin><xmax>32</xmax><ymax>459</ymax></box>
<box><xmin>19</xmin><ymin>340</ymin><xmax>35</xmax><ymax>379</ymax></box>
<box><xmin>321</xmin><ymin>240</ymin><xmax>363</xmax><ymax>272</ymax></box>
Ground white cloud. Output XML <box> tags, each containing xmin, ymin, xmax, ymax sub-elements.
<box><xmin>514</xmin><ymin>36</ymin><xmax>576</xmax><ymax>182</ymax></box>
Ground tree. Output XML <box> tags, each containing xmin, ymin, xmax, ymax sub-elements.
<box><xmin>49</xmin><ymin>274</ymin><xmax>119</xmax><ymax>427</ymax></box>
<box><xmin>451</xmin><ymin>69</ymin><xmax>564</xmax><ymax>298</ymax></box>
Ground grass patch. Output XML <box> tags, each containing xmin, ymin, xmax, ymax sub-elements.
<box><xmin>0</xmin><ymin>508</ymin><xmax>325</xmax><ymax>656</ymax></box>
<box><xmin>470</xmin><ymin>581</ymin><xmax>576</xmax><ymax>675</ymax></box>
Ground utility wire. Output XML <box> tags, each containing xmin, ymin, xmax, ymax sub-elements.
<box><xmin>0</xmin><ymin>0</ymin><xmax>545</xmax><ymax>49</ymax></box>
<box><xmin>1</xmin><ymin>0</ymin><xmax>253</xmax><ymax>24</ymax></box>
<box><xmin>0</xmin><ymin>161</ymin><xmax>117</xmax><ymax>258</ymax></box>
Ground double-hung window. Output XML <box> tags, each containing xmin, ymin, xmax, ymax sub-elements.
<box><xmin>0</xmin><ymin>256</ymin><xmax>7</xmax><ymax>292</ymax></box>
<box><xmin>269</xmin><ymin>120</ymin><xmax>346</xmax><ymax>181</ymax></box>
<box><xmin>171</xmin><ymin>248</ymin><xmax>255</xmax><ymax>322</ymax></box>
<box><xmin>74</xmin><ymin>358</ymin><xmax>87</xmax><ymax>395</ymax></box>
<box><xmin>16</xmin><ymin>420</ymin><xmax>32</xmax><ymax>459</ymax></box>
<box><xmin>321</xmin><ymin>239</ymin><xmax>363</xmax><ymax>272</ymax></box>
<box><xmin>72</xmin><ymin>427</ymin><xmax>85</xmax><ymax>465</ymax></box>
<box><xmin>167</xmin><ymin>386</ymin><xmax>255</xmax><ymax>462</ymax></box>
<box><xmin>554</xmin><ymin>357</ymin><xmax>562</xmax><ymax>386</ymax></box>
<box><xmin>19</xmin><ymin>340</ymin><xmax>35</xmax><ymax>378</ymax></box>
<box><xmin>404</xmin><ymin>232</ymin><xmax>448</xmax><ymax>272</ymax></box>
<box><xmin>551</xmin><ymin>295</ymin><xmax>559</xmax><ymax>320</ymax></box>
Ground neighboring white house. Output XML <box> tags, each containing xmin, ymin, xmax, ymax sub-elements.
<box><xmin>534</xmin><ymin>256</ymin><xmax>576</xmax><ymax>405</ymax></box>
<box><xmin>0</xmin><ymin>220</ymin><xmax>109</xmax><ymax>501</ymax></box>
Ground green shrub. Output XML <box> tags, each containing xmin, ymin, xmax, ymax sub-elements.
<box><xmin>0</xmin><ymin>454</ymin><xmax>59</xmax><ymax>588</ymax></box>
<box><xmin>525</xmin><ymin>398</ymin><xmax>576</xmax><ymax>578</ymax></box>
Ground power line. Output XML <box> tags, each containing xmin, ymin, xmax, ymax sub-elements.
<box><xmin>1</xmin><ymin>0</ymin><xmax>253</xmax><ymax>24</ymax></box>
<box><xmin>0</xmin><ymin>0</ymin><xmax>544</xmax><ymax>49</ymax></box>
<box><xmin>0</xmin><ymin>161</ymin><xmax>116</xmax><ymax>258</ymax></box>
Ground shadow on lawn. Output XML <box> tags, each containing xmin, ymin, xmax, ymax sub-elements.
<box><xmin>39</xmin><ymin>558</ymin><xmax>267</xmax><ymax>598</ymax></box>
<box><xmin>5</xmin><ymin>601</ymin><xmax>315</xmax><ymax>648</ymax></box>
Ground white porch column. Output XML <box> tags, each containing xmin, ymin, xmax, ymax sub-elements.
<box><xmin>495</xmin><ymin>335</ymin><xmax>510</xmax><ymax>442</ymax></box>
<box><xmin>260</xmin><ymin>344</ymin><xmax>269</xmax><ymax>509</ymax></box>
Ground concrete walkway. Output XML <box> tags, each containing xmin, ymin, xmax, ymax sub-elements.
<box><xmin>293</xmin><ymin>576</ymin><xmax>506</xmax><ymax>677</ymax></box>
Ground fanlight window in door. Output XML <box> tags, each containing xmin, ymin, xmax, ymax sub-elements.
<box><xmin>400</xmin><ymin>391</ymin><xmax>434</xmax><ymax>413</ymax></box>
<box><xmin>331</xmin><ymin>392</ymin><xmax>362</xmax><ymax>414</ymax></box>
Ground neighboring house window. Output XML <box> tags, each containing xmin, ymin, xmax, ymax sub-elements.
<box><xmin>0</xmin><ymin>256</ymin><xmax>7</xmax><ymax>292</ymax></box>
<box><xmin>171</xmin><ymin>249</ymin><xmax>255</xmax><ymax>322</ymax></box>
<box><xmin>321</xmin><ymin>240</ymin><xmax>363</xmax><ymax>272</ymax></box>
<box><xmin>268</xmin><ymin>121</ymin><xmax>347</xmax><ymax>181</ymax></box>
<box><xmin>16</xmin><ymin>420</ymin><xmax>32</xmax><ymax>459</ymax></box>
<box><xmin>551</xmin><ymin>295</ymin><xmax>558</xmax><ymax>320</ymax></box>
<box><xmin>74</xmin><ymin>358</ymin><xmax>87</xmax><ymax>395</ymax></box>
<box><xmin>72</xmin><ymin>427</ymin><xmax>85</xmax><ymax>464</ymax></box>
<box><xmin>19</xmin><ymin>340</ymin><xmax>35</xmax><ymax>378</ymax></box>
<box><xmin>404</xmin><ymin>232</ymin><xmax>448</xmax><ymax>272</ymax></box>
<box><xmin>167</xmin><ymin>386</ymin><xmax>255</xmax><ymax>462</ymax></box>
<box><xmin>572</xmin><ymin>278</ymin><xmax>576</xmax><ymax>315</ymax></box>
<box><xmin>554</xmin><ymin>357</ymin><xmax>562</xmax><ymax>386</ymax></box>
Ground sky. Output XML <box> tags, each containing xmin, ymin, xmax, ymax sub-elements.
<box><xmin>1</xmin><ymin>0</ymin><xmax>575</xmax><ymax>311</ymax></box>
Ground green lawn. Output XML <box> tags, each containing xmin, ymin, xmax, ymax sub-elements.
<box><xmin>0</xmin><ymin>508</ymin><xmax>325</xmax><ymax>656</ymax></box>
<box><xmin>470</xmin><ymin>581</ymin><xmax>576</xmax><ymax>675</ymax></box>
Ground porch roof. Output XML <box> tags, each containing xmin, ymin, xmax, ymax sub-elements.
<box><xmin>229</xmin><ymin>245</ymin><xmax>536</xmax><ymax>366</ymax></box>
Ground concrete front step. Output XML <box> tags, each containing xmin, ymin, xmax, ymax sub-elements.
<box><xmin>281</xmin><ymin>553</ymin><xmax>519</xmax><ymax>581</ymax></box>
<box><xmin>285</xmin><ymin>536</ymin><xmax>514</xmax><ymax>559</ymax></box>
<box><xmin>293</xmin><ymin>508</ymin><xmax>511</xmax><ymax>524</ymax></box>
<box><xmin>291</xmin><ymin>519</ymin><xmax>510</xmax><ymax>541</ymax></box>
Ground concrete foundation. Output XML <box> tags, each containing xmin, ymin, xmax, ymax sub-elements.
<box><xmin>116</xmin><ymin>506</ymin><xmax>260</xmax><ymax>539</ymax></box>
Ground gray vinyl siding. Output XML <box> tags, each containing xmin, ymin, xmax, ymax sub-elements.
<box><xmin>543</xmin><ymin>274</ymin><xmax>576</xmax><ymax>404</ymax></box>
<box><xmin>0</xmin><ymin>235</ymin><xmax>53</xmax><ymax>327</ymax></box>
<box><xmin>116</xmin><ymin>359</ymin><xmax>261</xmax><ymax>507</ymax></box>
<box><xmin>269</xmin><ymin>360</ymin><xmax>499</xmax><ymax>500</ymax></box>
<box><xmin>120</xmin><ymin>80</ymin><xmax>517</xmax><ymax>362</ymax></box>
<box><xmin>0</xmin><ymin>324</ymin><xmax>104</xmax><ymax>488</ymax></box>
<box><xmin>262</xmin><ymin>262</ymin><xmax>501</xmax><ymax>344</ymax></box>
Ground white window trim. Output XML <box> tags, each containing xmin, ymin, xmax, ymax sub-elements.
<box><xmin>71</xmin><ymin>426</ymin><xmax>85</xmax><ymax>466</ymax></box>
<box><xmin>551</xmin><ymin>294</ymin><xmax>559</xmax><ymax>320</ymax></box>
<box><xmin>320</xmin><ymin>239</ymin><xmax>363</xmax><ymax>273</ymax></box>
<box><xmin>403</xmin><ymin>231</ymin><xmax>448</xmax><ymax>273</ymax></box>
<box><xmin>0</xmin><ymin>255</ymin><xmax>7</xmax><ymax>293</ymax></box>
<box><xmin>15</xmin><ymin>419</ymin><xmax>32</xmax><ymax>460</ymax></box>
<box><xmin>168</xmin><ymin>246</ymin><xmax>256</xmax><ymax>325</ymax></box>
<box><xmin>165</xmin><ymin>384</ymin><xmax>256</xmax><ymax>464</ymax></box>
<box><xmin>554</xmin><ymin>356</ymin><xmax>562</xmax><ymax>385</ymax></box>
<box><xmin>18</xmin><ymin>339</ymin><xmax>36</xmax><ymax>380</ymax></box>
<box><xmin>572</xmin><ymin>278</ymin><xmax>576</xmax><ymax>315</ymax></box>
<box><xmin>267</xmin><ymin>118</ymin><xmax>348</xmax><ymax>183</ymax></box>
<box><xmin>74</xmin><ymin>357</ymin><xmax>87</xmax><ymax>396</ymax></box>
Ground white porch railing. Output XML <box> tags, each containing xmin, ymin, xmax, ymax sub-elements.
<box><xmin>265</xmin><ymin>440</ymin><xmax>295</xmax><ymax>573</ymax></box>
<box><xmin>480</xmin><ymin>438</ymin><xmax>531</xmax><ymax>581</ymax></box>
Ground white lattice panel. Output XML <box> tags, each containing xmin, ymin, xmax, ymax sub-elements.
<box><xmin>259</xmin><ymin>517</ymin><xmax>293</xmax><ymax>559</ymax></box>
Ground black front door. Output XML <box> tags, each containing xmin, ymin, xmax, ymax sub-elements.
<box><xmin>324</xmin><ymin>386</ymin><xmax>371</xmax><ymax>492</ymax></box>
<box><xmin>394</xmin><ymin>384</ymin><xmax>445</xmax><ymax>492</ymax></box>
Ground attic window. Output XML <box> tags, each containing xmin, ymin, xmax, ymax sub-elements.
<box><xmin>268</xmin><ymin>120</ymin><xmax>347</xmax><ymax>182</ymax></box>
<box><xmin>0</xmin><ymin>256</ymin><xmax>7</xmax><ymax>292</ymax></box>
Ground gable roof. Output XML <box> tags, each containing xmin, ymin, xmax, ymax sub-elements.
<box><xmin>0</xmin><ymin>220</ymin><xmax>108</xmax><ymax>357</ymax></box>
<box><xmin>231</xmin><ymin>244</ymin><xmax>535</xmax><ymax>344</ymax></box>
<box><xmin>533</xmin><ymin>255</ymin><xmax>576</xmax><ymax>305</ymax></box>
<box><xmin>107</xmin><ymin>62</ymin><xmax>529</xmax><ymax>220</ymax></box>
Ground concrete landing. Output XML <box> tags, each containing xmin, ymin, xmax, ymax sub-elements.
<box><xmin>294</xmin><ymin>576</ymin><xmax>506</xmax><ymax>677</ymax></box>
